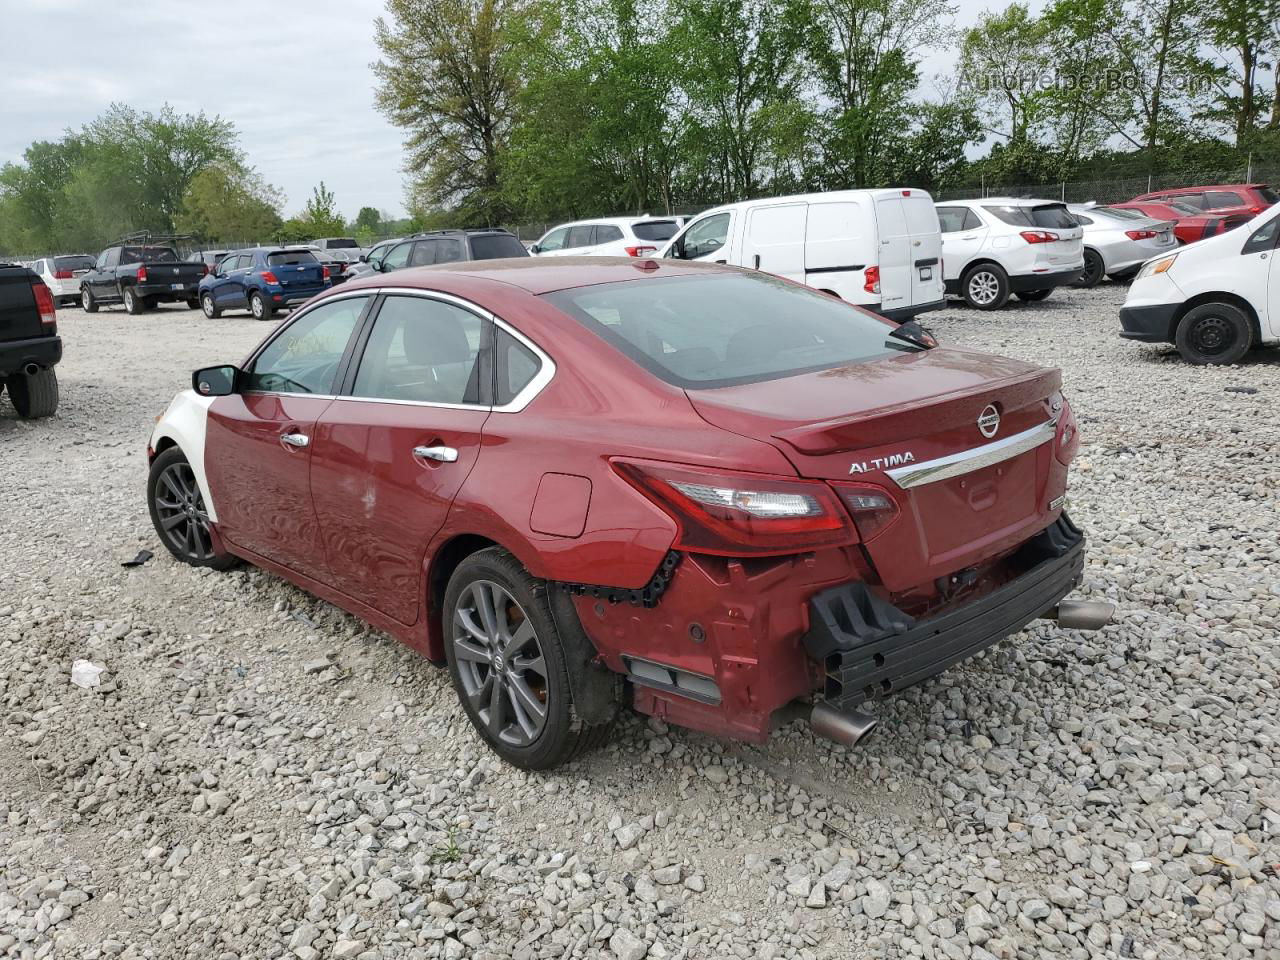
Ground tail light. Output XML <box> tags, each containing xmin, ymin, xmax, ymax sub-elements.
<box><xmin>1020</xmin><ymin>231</ymin><xmax>1059</xmax><ymax>244</ymax></box>
<box><xmin>201</xmin><ymin>264</ymin><xmax>209</xmax><ymax>276</ymax></box>
<box><xmin>1054</xmin><ymin>393</ymin><xmax>1079</xmax><ymax>465</ymax></box>
<box><xmin>613</xmin><ymin>460</ymin><xmax>856</xmax><ymax>556</ymax></box>
<box><xmin>261</xmin><ymin>270</ymin><xmax>280</xmax><ymax>284</ymax></box>
<box><xmin>624</xmin><ymin>245</ymin><xmax>657</xmax><ymax>257</ymax></box>
<box><xmin>53</xmin><ymin>269</ymin><xmax>73</xmax><ymax>280</ymax></box>
<box><xmin>1249</xmin><ymin>205</ymin><xmax>1263</xmax><ymax>215</ymax></box>
<box><xmin>864</xmin><ymin>265</ymin><xmax>880</xmax><ymax>294</ymax></box>
<box><xmin>1125</xmin><ymin>229</ymin><xmax>1157</xmax><ymax>240</ymax></box>
<box><xmin>136</xmin><ymin>265</ymin><xmax>148</xmax><ymax>282</ymax></box>
<box><xmin>830</xmin><ymin>483</ymin><xmax>900</xmax><ymax>542</ymax></box>
<box><xmin>321</xmin><ymin>266</ymin><xmax>331</xmax><ymax>281</ymax></box>
<box><xmin>30</xmin><ymin>279</ymin><xmax>56</xmax><ymax>325</ymax></box>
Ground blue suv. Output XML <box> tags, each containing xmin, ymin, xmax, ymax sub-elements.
<box><xmin>197</xmin><ymin>247</ymin><xmax>331</xmax><ymax>320</ymax></box>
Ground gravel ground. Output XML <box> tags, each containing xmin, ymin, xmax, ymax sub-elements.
<box><xmin>1</xmin><ymin>284</ymin><xmax>1278</xmax><ymax>960</ymax></box>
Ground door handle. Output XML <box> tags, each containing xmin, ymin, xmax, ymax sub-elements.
<box><xmin>413</xmin><ymin>445</ymin><xmax>458</xmax><ymax>463</ymax></box>
<box><xmin>280</xmin><ymin>432</ymin><xmax>310</xmax><ymax>448</ymax></box>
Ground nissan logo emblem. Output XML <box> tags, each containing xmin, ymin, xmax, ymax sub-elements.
<box><xmin>977</xmin><ymin>404</ymin><xmax>1000</xmax><ymax>438</ymax></box>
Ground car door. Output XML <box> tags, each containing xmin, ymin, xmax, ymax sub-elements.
<box><xmin>309</xmin><ymin>293</ymin><xmax>492</xmax><ymax>622</ymax></box>
<box><xmin>902</xmin><ymin>193</ymin><xmax>944</xmax><ymax>308</ymax></box>
<box><xmin>565</xmin><ymin>224</ymin><xmax>597</xmax><ymax>256</ymax></box>
<box><xmin>741</xmin><ymin>203</ymin><xmax>807</xmax><ymax>283</ymax></box>
<box><xmin>874</xmin><ymin>195</ymin><xmax>912</xmax><ymax>314</ymax></box>
<box><xmin>215</xmin><ymin>254</ymin><xmax>249</xmax><ymax>307</ymax></box>
<box><xmin>1240</xmin><ymin>214</ymin><xmax>1280</xmax><ymax>337</ymax></box>
<box><xmin>204</xmin><ymin>294</ymin><xmax>371</xmax><ymax>581</ymax></box>
<box><xmin>534</xmin><ymin>227</ymin><xmax>570</xmax><ymax>256</ymax></box>
<box><xmin>92</xmin><ymin>249</ymin><xmax>117</xmax><ymax>296</ymax></box>
<box><xmin>937</xmin><ymin>207</ymin><xmax>989</xmax><ymax>284</ymax></box>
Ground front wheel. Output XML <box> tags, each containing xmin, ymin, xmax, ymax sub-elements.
<box><xmin>186</xmin><ymin>297</ymin><xmax>201</xmax><ymax>310</ymax></box>
<box><xmin>82</xmin><ymin>288</ymin><xmax>99</xmax><ymax>313</ymax></box>
<box><xmin>148</xmin><ymin>447</ymin><xmax>238</xmax><ymax>569</ymax></box>
<box><xmin>443</xmin><ymin>547</ymin><xmax>614</xmax><ymax>770</ymax></box>
<box><xmin>1016</xmin><ymin>289</ymin><xmax>1053</xmax><ymax>302</ymax></box>
<box><xmin>249</xmin><ymin>291</ymin><xmax>273</xmax><ymax>321</ymax></box>
<box><xmin>1073</xmin><ymin>249</ymin><xmax>1104</xmax><ymax>288</ymax></box>
<box><xmin>122</xmin><ymin>287</ymin><xmax>145</xmax><ymax>315</ymax></box>
<box><xmin>201</xmin><ymin>293</ymin><xmax>221</xmax><ymax>319</ymax></box>
<box><xmin>8</xmin><ymin>367</ymin><xmax>58</xmax><ymax>418</ymax></box>
<box><xmin>1174</xmin><ymin>303</ymin><xmax>1252</xmax><ymax>365</ymax></box>
<box><xmin>961</xmin><ymin>264</ymin><xmax>1010</xmax><ymax>310</ymax></box>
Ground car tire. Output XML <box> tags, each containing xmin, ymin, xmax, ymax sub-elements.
<box><xmin>1073</xmin><ymin>249</ymin><xmax>1104</xmax><ymax>288</ymax></box>
<box><xmin>249</xmin><ymin>291</ymin><xmax>273</xmax><ymax>321</ymax></box>
<box><xmin>81</xmin><ymin>287</ymin><xmax>99</xmax><ymax>313</ymax></box>
<box><xmin>186</xmin><ymin>297</ymin><xmax>201</xmax><ymax>310</ymax></box>
<box><xmin>1174</xmin><ymin>302</ymin><xmax>1253</xmax><ymax>366</ymax></box>
<box><xmin>8</xmin><ymin>367</ymin><xmax>58</xmax><ymax>419</ymax></box>
<box><xmin>201</xmin><ymin>293</ymin><xmax>221</xmax><ymax>319</ymax></box>
<box><xmin>122</xmin><ymin>287</ymin><xmax>144</xmax><ymax>315</ymax></box>
<box><xmin>147</xmin><ymin>447</ymin><xmax>238</xmax><ymax>570</ymax></box>
<box><xmin>961</xmin><ymin>264</ymin><xmax>1010</xmax><ymax>310</ymax></box>
<box><xmin>443</xmin><ymin>547</ymin><xmax>616</xmax><ymax>770</ymax></box>
<box><xmin>1016</xmin><ymin>289</ymin><xmax>1053</xmax><ymax>302</ymax></box>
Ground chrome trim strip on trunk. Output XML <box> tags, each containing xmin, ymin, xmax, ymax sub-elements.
<box><xmin>885</xmin><ymin>419</ymin><xmax>1058</xmax><ymax>489</ymax></box>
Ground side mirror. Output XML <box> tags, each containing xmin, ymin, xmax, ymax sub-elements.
<box><xmin>529</xmin><ymin>244</ymin><xmax>541</xmax><ymax>254</ymax></box>
<box><xmin>358</xmin><ymin>254</ymin><xmax>368</xmax><ymax>263</ymax></box>
<box><xmin>192</xmin><ymin>365</ymin><xmax>239</xmax><ymax>397</ymax></box>
<box><xmin>369</xmin><ymin>258</ymin><xmax>383</xmax><ymax>272</ymax></box>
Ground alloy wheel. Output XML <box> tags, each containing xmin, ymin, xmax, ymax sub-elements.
<box><xmin>968</xmin><ymin>271</ymin><xmax>999</xmax><ymax>305</ymax></box>
<box><xmin>152</xmin><ymin>462</ymin><xmax>215</xmax><ymax>561</ymax></box>
<box><xmin>81</xmin><ymin>290</ymin><xmax>91</xmax><ymax>309</ymax></box>
<box><xmin>202</xmin><ymin>294</ymin><xmax>216</xmax><ymax>318</ymax></box>
<box><xmin>452</xmin><ymin>580</ymin><xmax>549</xmax><ymax>746</ymax></box>
<box><xmin>251</xmin><ymin>295</ymin><xmax>264</xmax><ymax>319</ymax></box>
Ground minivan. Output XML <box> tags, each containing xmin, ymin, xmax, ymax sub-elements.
<box><xmin>658</xmin><ymin>189</ymin><xmax>945</xmax><ymax>320</ymax></box>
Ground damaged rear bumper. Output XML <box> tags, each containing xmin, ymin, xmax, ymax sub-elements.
<box><xmin>806</xmin><ymin>514</ymin><xmax>1087</xmax><ymax>713</ymax></box>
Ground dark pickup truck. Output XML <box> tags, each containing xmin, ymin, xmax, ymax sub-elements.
<box><xmin>0</xmin><ymin>263</ymin><xmax>60</xmax><ymax>418</ymax></box>
<box><xmin>80</xmin><ymin>245</ymin><xmax>206</xmax><ymax>315</ymax></box>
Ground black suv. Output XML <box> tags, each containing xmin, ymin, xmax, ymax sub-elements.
<box><xmin>0</xmin><ymin>263</ymin><xmax>61</xmax><ymax>418</ymax></box>
<box><xmin>355</xmin><ymin>228</ymin><xmax>529</xmax><ymax>278</ymax></box>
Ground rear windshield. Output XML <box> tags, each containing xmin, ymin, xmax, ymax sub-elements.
<box><xmin>1097</xmin><ymin>206</ymin><xmax>1145</xmax><ymax>220</ymax></box>
<box><xmin>983</xmin><ymin>204</ymin><xmax>1077</xmax><ymax>229</ymax></box>
<box><xmin>322</xmin><ymin>238</ymin><xmax>358</xmax><ymax>249</ymax></box>
<box><xmin>120</xmin><ymin>246</ymin><xmax>177</xmax><ymax>264</ymax></box>
<box><xmin>55</xmin><ymin>255</ymin><xmax>94</xmax><ymax>270</ymax></box>
<box><xmin>469</xmin><ymin>234</ymin><xmax>529</xmax><ymax>259</ymax></box>
<box><xmin>545</xmin><ymin>272</ymin><xmax>922</xmax><ymax>389</ymax></box>
<box><xmin>632</xmin><ymin>220</ymin><xmax>680</xmax><ymax>241</ymax></box>
<box><xmin>1257</xmin><ymin>186</ymin><xmax>1279</xmax><ymax>204</ymax></box>
<box><xmin>268</xmin><ymin>250</ymin><xmax>319</xmax><ymax>265</ymax></box>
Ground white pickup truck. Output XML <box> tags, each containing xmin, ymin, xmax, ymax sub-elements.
<box><xmin>1120</xmin><ymin>205</ymin><xmax>1280</xmax><ymax>364</ymax></box>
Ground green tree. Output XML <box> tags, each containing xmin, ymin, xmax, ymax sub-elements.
<box><xmin>374</xmin><ymin>0</ymin><xmax>528</xmax><ymax>223</ymax></box>
<box><xmin>1195</xmin><ymin>0</ymin><xmax>1280</xmax><ymax>145</ymax></box>
<box><xmin>959</xmin><ymin>5</ymin><xmax>1051</xmax><ymax>146</ymax></box>
<box><xmin>176</xmin><ymin>164</ymin><xmax>283</xmax><ymax>243</ymax></box>
<box><xmin>300</xmin><ymin>182</ymin><xmax>346</xmax><ymax>236</ymax></box>
<box><xmin>353</xmin><ymin>206</ymin><xmax>383</xmax><ymax>232</ymax></box>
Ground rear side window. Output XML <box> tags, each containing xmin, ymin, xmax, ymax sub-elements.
<box><xmin>267</xmin><ymin>251</ymin><xmax>318</xmax><ymax>266</ymax></box>
<box><xmin>352</xmin><ymin>296</ymin><xmax>486</xmax><ymax>405</ymax></box>
<box><xmin>1167</xmin><ymin>194</ymin><xmax>1206</xmax><ymax>210</ymax></box>
<box><xmin>545</xmin><ymin>272</ymin><xmax>922</xmax><ymax>389</ymax></box>
<box><xmin>435</xmin><ymin>239</ymin><xmax>464</xmax><ymax>264</ymax></box>
<box><xmin>468</xmin><ymin>233</ymin><xmax>527</xmax><ymax>259</ymax></box>
<box><xmin>1099</xmin><ymin>206</ymin><xmax>1144</xmax><ymax>220</ymax></box>
<box><xmin>566</xmin><ymin>226</ymin><xmax>596</xmax><ymax>249</ymax></box>
<box><xmin>936</xmin><ymin>207</ymin><xmax>968</xmax><ymax>233</ymax></box>
<box><xmin>121</xmin><ymin>246</ymin><xmax>178</xmax><ymax>264</ymax></box>
<box><xmin>596</xmin><ymin>225</ymin><xmax>624</xmax><ymax>243</ymax></box>
<box><xmin>1205</xmin><ymin>191</ymin><xmax>1243</xmax><ymax>207</ymax></box>
<box><xmin>632</xmin><ymin>220</ymin><xmax>679</xmax><ymax>242</ymax></box>
<box><xmin>409</xmin><ymin>241</ymin><xmax>437</xmax><ymax>266</ymax></box>
<box><xmin>494</xmin><ymin>328</ymin><xmax>542</xmax><ymax>406</ymax></box>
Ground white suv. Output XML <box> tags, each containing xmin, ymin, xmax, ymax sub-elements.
<box><xmin>30</xmin><ymin>254</ymin><xmax>96</xmax><ymax>306</ymax></box>
<box><xmin>531</xmin><ymin>216</ymin><xmax>684</xmax><ymax>258</ymax></box>
<box><xmin>1121</xmin><ymin>206</ymin><xmax>1280</xmax><ymax>365</ymax></box>
<box><xmin>935</xmin><ymin>198</ymin><xmax>1084</xmax><ymax>309</ymax></box>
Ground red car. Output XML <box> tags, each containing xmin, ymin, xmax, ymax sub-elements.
<box><xmin>147</xmin><ymin>260</ymin><xmax>1110</xmax><ymax>769</ymax></box>
<box><xmin>1108</xmin><ymin>200</ymin><xmax>1251</xmax><ymax>246</ymax></box>
<box><xmin>1129</xmin><ymin>183</ymin><xmax>1276</xmax><ymax>220</ymax></box>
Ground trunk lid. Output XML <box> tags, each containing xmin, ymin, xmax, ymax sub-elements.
<box><xmin>686</xmin><ymin>347</ymin><xmax>1065</xmax><ymax>590</ymax></box>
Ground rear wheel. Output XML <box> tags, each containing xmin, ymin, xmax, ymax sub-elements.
<box><xmin>8</xmin><ymin>367</ymin><xmax>58</xmax><ymax>418</ymax></box>
<box><xmin>1174</xmin><ymin>302</ymin><xmax>1252</xmax><ymax>366</ymax></box>
<box><xmin>147</xmin><ymin>447</ymin><xmax>237</xmax><ymax>569</ymax></box>
<box><xmin>81</xmin><ymin>288</ymin><xmax>99</xmax><ymax>313</ymax></box>
<box><xmin>961</xmin><ymin>264</ymin><xmax>1010</xmax><ymax>310</ymax></box>
<box><xmin>201</xmin><ymin>293</ymin><xmax>221</xmax><ymax>319</ymax></box>
<box><xmin>1016</xmin><ymin>289</ymin><xmax>1053</xmax><ymax>302</ymax></box>
<box><xmin>122</xmin><ymin>287</ymin><xmax>144</xmax><ymax>315</ymax></box>
<box><xmin>1073</xmin><ymin>249</ymin><xmax>1104</xmax><ymax>288</ymax></box>
<box><xmin>443</xmin><ymin>547</ymin><xmax>614</xmax><ymax>769</ymax></box>
<box><xmin>249</xmin><ymin>291</ymin><xmax>273</xmax><ymax>321</ymax></box>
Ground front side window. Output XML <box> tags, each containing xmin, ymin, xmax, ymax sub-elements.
<box><xmin>538</xmin><ymin>227</ymin><xmax>569</xmax><ymax>252</ymax></box>
<box><xmin>351</xmin><ymin>296</ymin><xmax>486</xmax><ymax>405</ymax></box>
<box><xmin>678</xmin><ymin>214</ymin><xmax>730</xmax><ymax>259</ymax></box>
<box><xmin>245</xmin><ymin>296</ymin><xmax>368</xmax><ymax>395</ymax></box>
<box><xmin>546</xmin><ymin>272</ymin><xmax>923</xmax><ymax>389</ymax></box>
<box><xmin>1241</xmin><ymin>214</ymin><xmax>1280</xmax><ymax>254</ymax></box>
<box><xmin>381</xmin><ymin>242</ymin><xmax>413</xmax><ymax>272</ymax></box>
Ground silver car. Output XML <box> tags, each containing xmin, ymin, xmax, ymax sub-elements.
<box><xmin>1067</xmin><ymin>203</ymin><xmax>1177</xmax><ymax>287</ymax></box>
<box><xmin>343</xmin><ymin>237</ymin><xmax>403</xmax><ymax>281</ymax></box>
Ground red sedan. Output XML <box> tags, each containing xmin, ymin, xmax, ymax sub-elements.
<box><xmin>148</xmin><ymin>259</ymin><xmax>1109</xmax><ymax>769</ymax></box>
<box><xmin>1108</xmin><ymin>200</ymin><xmax>1251</xmax><ymax>245</ymax></box>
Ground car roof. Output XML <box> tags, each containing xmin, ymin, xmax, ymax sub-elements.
<box><xmin>339</xmin><ymin>255</ymin><xmax>733</xmax><ymax>296</ymax></box>
<box><xmin>549</xmin><ymin>215</ymin><xmax>683</xmax><ymax>230</ymax></box>
<box><xmin>947</xmin><ymin>197</ymin><xmax>1064</xmax><ymax>207</ymax></box>
<box><xmin>1144</xmin><ymin>183</ymin><xmax>1267</xmax><ymax>192</ymax></box>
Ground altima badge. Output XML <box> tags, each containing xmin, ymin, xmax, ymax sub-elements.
<box><xmin>977</xmin><ymin>404</ymin><xmax>1000</xmax><ymax>438</ymax></box>
<box><xmin>849</xmin><ymin>451</ymin><xmax>915</xmax><ymax>474</ymax></box>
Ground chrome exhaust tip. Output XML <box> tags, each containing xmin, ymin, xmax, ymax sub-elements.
<box><xmin>810</xmin><ymin>701</ymin><xmax>877</xmax><ymax>747</ymax></box>
<box><xmin>1045</xmin><ymin>599</ymin><xmax>1115</xmax><ymax>631</ymax></box>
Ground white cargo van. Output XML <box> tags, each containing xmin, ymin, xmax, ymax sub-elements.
<box><xmin>657</xmin><ymin>189</ymin><xmax>945</xmax><ymax>320</ymax></box>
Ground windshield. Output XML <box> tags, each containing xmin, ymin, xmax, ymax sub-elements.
<box><xmin>1097</xmin><ymin>207</ymin><xmax>1145</xmax><ymax>220</ymax></box>
<box><xmin>469</xmin><ymin>234</ymin><xmax>529</xmax><ymax>259</ymax></box>
<box><xmin>545</xmin><ymin>272</ymin><xmax>922</xmax><ymax>389</ymax></box>
<box><xmin>632</xmin><ymin>220</ymin><xmax>681</xmax><ymax>242</ymax></box>
<box><xmin>55</xmin><ymin>255</ymin><xmax>94</xmax><ymax>270</ymax></box>
<box><xmin>120</xmin><ymin>246</ymin><xmax>178</xmax><ymax>264</ymax></box>
<box><xmin>268</xmin><ymin>250</ymin><xmax>319</xmax><ymax>265</ymax></box>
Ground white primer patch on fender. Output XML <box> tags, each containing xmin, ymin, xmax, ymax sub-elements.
<box><xmin>149</xmin><ymin>390</ymin><xmax>219</xmax><ymax>522</ymax></box>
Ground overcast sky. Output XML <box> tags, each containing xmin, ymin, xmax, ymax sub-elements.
<box><xmin>1</xmin><ymin>0</ymin><xmax>1032</xmax><ymax>220</ymax></box>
